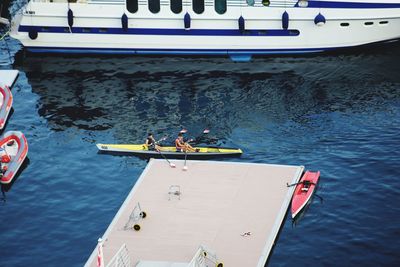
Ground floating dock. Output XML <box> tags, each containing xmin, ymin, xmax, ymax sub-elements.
<box><xmin>0</xmin><ymin>70</ymin><xmax>19</xmax><ymax>88</ymax></box>
<box><xmin>85</xmin><ymin>159</ymin><xmax>304</xmax><ymax>267</ymax></box>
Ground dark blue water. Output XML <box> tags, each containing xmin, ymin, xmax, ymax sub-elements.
<box><xmin>1</xmin><ymin>5</ymin><xmax>400</xmax><ymax>267</ymax></box>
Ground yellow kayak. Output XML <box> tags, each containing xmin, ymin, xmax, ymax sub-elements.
<box><xmin>96</xmin><ymin>144</ymin><xmax>242</xmax><ymax>158</ymax></box>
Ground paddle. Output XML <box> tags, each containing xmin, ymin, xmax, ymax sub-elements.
<box><xmin>181</xmin><ymin>128</ymin><xmax>210</xmax><ymax>146</ymax></box>
<box><xmin>286</xmin><ymin>180</ymin><xmax>317</xmax><ymax>187</ymax></box>
<box><xmin>182</xmin><ymin>147</ymin><xmax>188</xmax><ymax>171</ymax></box>
<box><xmin>155</xmin><ymin>136</ymin><xmax>176</xmax><ymax>168</ymax></box>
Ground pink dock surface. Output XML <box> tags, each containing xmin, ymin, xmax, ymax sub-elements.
<box><xmin>85</xmin><ymin>159</ymin><xmax>304</xmax><ymax>267</ymax></box>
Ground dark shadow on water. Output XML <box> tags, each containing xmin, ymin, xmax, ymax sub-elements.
<box><xmin>0</xmin><ymin>108</ymin><xmax>14</xmax><ymax>135</ymax></box>
<box><xmin>1</xmin><ymin>157</ymin><xmax>30</xmax><ymax>202</ymax></box>
<box><xmin>292</xmin><ymin>180</ymin><xmax>323</xmax><ymax>227</ymax></box>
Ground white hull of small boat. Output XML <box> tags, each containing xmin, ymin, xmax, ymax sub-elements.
<box><xmin>0</xmin><ymin>85</ymin><xmax>13</xmax><ymax>130</ymax></box>
<box><xmin>0</xmin><ymin>131</ymin><xmax>28</xmax><ymax>184</ymax></box>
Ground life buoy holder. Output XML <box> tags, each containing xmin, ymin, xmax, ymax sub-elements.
<box><xmin>121</xmin><ymin>13</ymin><xmax>128</xmax><ymax>31</ymax></box>
<box><xmin>314</xmin><ymin>13</ymin><xmax>326</xmax><ymax>26</ymax></box>
<box><xmin>184</xmin><ymin>12</ymin><xmax>191</xmax><ymax>30</ymax></box>
<box><xmin>282</xmin><ymin>11</ymin><xmax>289</xmax><ymax>30</ymax></box>
<box><xmin>238</xmin><ymin>16</ymin><xmax>245</xmax><ymax>33</ymax></box>
<box><xmin>68</xmin><ymin>8</ymin><xmax>74</xmax><ymax>28</ymax></box>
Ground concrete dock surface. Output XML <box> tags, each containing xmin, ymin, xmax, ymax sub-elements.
<box><xmin>85</xmin><ymin>159</ymin><xmax>304</xmax><ymax>267</ymax></box>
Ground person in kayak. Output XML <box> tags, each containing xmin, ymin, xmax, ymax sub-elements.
<box><xmin>175</xmin><ymin>133</ymin><xmax>196</xmax><ymax>152</ymax></box>
<box><xmin>145</xmin><ymin>133</ymin><xmax>161</xmax><ymax>151</ymax></box>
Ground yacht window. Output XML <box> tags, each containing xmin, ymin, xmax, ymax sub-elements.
<box><xmin>171</xmin><ymin>0</ymin><xmax>182</xmax><ymax>14</ymax></box>
<box><xmin>262</xmin><ymin>0</ymin><xmax>270</xmax><ymax>6</ymax></box>
<box><xmin>215</xmin><ymin>0</ymin><xmax>227</xmax><ymax>14</ymax></box>
<box><xmin>126</xmin><ymin>0</ymin><xmax>138</xmax><ymax>13</ymax></box>
<box><xmin>340</xmin><ymin>22</ymin><xmax>350</xmax><ymax>27</ymax></box>
<box><xmin>364</xmin><ymin>21</ymin><xmax>373</xmax><ymax>26</ymax></box>
<box><xmin>193</xmin><ymin>0</ymin><xmax>205</xmax><ymax>14</ymax></box>
<box><xmin>149</xmin><ymin>0</ymin><xmax>160</xmax><ymax>13</ymax></box>
<box><xmin>246</xmin><ymin>0</ymin><xmax>254</xmax><ymax>6</ymax></box>
<box><xmin>379</xmin><ymin>21</ymin><xmax>388</xmax><ymax>25</ymax></box>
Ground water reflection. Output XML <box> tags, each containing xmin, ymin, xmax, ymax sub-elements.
<box><xmin>16</xmin><ymin>51</ymin><xmax>400</xmax><ymax>147</ymax></box>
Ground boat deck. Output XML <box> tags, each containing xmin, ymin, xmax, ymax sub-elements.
<box><xmin>85</xmin><ymin>159</ymin><xmax>304</xmax><ymax>267</ymax></box>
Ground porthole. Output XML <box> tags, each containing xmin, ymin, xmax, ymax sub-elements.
<box><xmin>364</xmin><ymin>21</ymin><xmax>374</xmax><ymax>26</ymax></box>
<box><xmin>262</xmin><ymin>0</ymin><xmax>270</xmax><ymax>6</ymax></box>
<box><xmin>99</xmin><ymin>28</ymin><xmax>108</xmax><ymax>33</ymax></box>
<box><xmin>246</xmin><ymin>0</ymin><xmax>254</xmax><ymax>6</ymax></box>
<box><xmin>340</xmin><ymin>22</ymin><xmax>350</xmax><ymax>27</ymax></box>
<box><xmin>171</xmin><ymin>0</ymin><xmax>182</xmax><ymax>14</ymax></box>
<box><xmin>215</xmin><ymin>0</ymin><xmax>227</xmax><ymax>14</ymax></box>
<box><xmin>193</xmin><ymin>0</ymin><xmax>205</xmax><ymax>14</ymax></box>
<box><xmin>379</xmin><ymin>21</ymin><xmax>389</xmax><ymax>25</ymax></box>
<box><xmin>149</xmin><ymin>0</ymin><xmax>160</xmax><ymax>13</ymax></box>
<box><xmin>126</xmin><ymin>0</ymin><xmax>138</xmax><ymax>13</ymax></box>
<box><xmin>82</xmin><ymin>28</ymin><xmax>91</xmax><ymax>33</ymax></box>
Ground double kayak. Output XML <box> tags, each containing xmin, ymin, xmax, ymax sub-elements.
<box><xmin>291</xmin><ymin>171</ymin><xmax>320</xmax><ymax>219</ymax></box>
<box><xmin>0</xmin><ymin>131</ymin><xmax>28</xmax><ymax>184</ymax></box>
<box><xmin>96</xmin><ymin>144</ymin><xmax>242</xmax><ymax>159</ymax></box>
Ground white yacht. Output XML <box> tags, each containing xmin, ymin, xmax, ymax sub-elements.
<box><xmin>8</xmin><ymin>0</ymin><xmax>400</xmax><ymax>60</ymax></box>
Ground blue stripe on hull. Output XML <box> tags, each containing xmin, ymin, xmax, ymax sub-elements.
<box><xmin>25</xmin><ymin>47</ymin><xmax>328</xmax><ymax>55</ymax></box>
<box><xmin>298</xmin><ymin>1</ymin><xmax>400</xmax><ymax>8</ymax></box>
<box><xmin>19</xmin><ymin>26</ymin><xmax>301</xmax><ymax>37</ymax></box>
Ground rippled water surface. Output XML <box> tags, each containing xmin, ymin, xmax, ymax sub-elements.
<box><xmin>1</xmin><ymin>5</ymin><xmax>400</xmax><ymax>267</ymax></box>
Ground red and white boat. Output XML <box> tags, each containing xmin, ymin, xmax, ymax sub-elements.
<box><xmin>0</xmin><ymin>85</ymin><xmax>13</xmax><ymax>130</ymax></box>
<box><xmin>0</xmin><ymin>131</ymin><xmax>28</xmax><ymax>185</ymax></box>
<box><xmin>291</xmin><ymin>170</ymin><xmax>320</xmax><ymax>219</ymax></box>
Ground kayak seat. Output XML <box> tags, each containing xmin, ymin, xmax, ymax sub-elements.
<box><xmin>301</xmin><ymin>187</ymin><xmax>309</xmax><ymax>192</ymax></box>
<box><xmin>1</xmin><ymin>155</ymin><xmax>11</xmax><ymax>163</ymax></box>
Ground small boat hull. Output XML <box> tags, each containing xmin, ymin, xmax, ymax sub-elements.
<box><xmin>291</xmin><ymin>171</ymin><xmax>320</xmax><ymax>219</ymax></box>
<box><xmin>0</xmin><ymin>85</ymin><xmax>13</xmax><ymax>130</ymax></box>
<box><xmin>0</xmin><ymin>131</ymin><xmax>28</xmax><ymax>184</ymax></box>
<box><xmin>96</xmin><ymin>144</ymin><xmax>242</xmax><ymax>159</ymax></box>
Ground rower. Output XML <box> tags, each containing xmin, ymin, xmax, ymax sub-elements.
<box><xmin>144</xmin><ymin>133</ymin><xmax>161</xmax><ymax>151</ymax></box>
<box><xmin>175</xmin><ymin>133</ymin><xmax>196</xmax><ymax>152</ymax></box>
